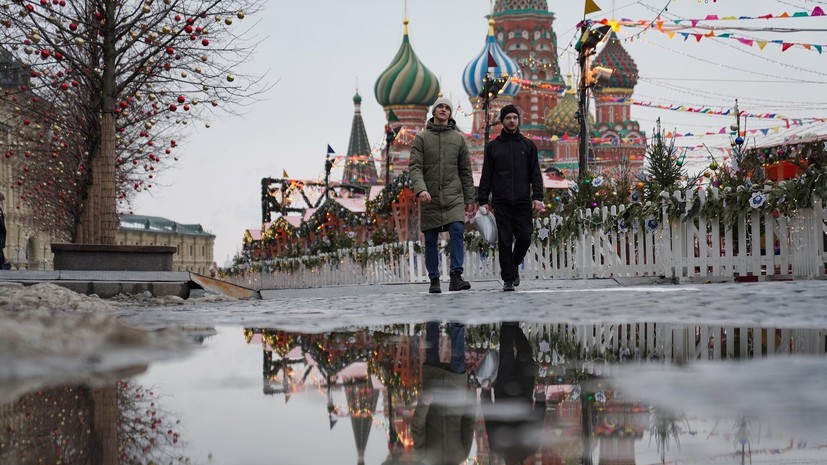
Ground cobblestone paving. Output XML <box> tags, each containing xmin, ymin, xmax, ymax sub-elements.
<box><xmin>116</xmin><ymin>279</ymin><xmax>827</xmax><ymax>331</ymax></box>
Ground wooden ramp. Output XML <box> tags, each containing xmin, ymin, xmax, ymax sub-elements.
<box><xmin>189</xmin><ymin>273</ymin><xmax>260</xmax><ymax>300</ymax></box>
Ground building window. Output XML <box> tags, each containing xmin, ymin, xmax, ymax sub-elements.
<box><xmin>609</xmin><ymin>107</ymin><xmax>614</xmax><ymax>124</ymax></box>
<box><xmin>189</xmin><ymin>245</ymin><xmax>193</xmax><ymax>256</ymax></box>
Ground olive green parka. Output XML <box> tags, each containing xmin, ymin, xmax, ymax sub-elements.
<box><xmin>409</xmin><ymin>118</ymin><xmax>475</xmax><ymax>232</ymax></box>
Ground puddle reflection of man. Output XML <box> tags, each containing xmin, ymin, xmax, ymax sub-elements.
<box><xmin>413</xmin><ymin>322</ymin><xmax>475</xmax><ymax>465</ymax></box>
<box><xmin>482</xmin><ymin>322</ymin><xmax>546</xmax><ymax>465</ymax></box>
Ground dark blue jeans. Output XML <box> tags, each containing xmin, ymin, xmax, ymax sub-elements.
<box><xmin>423</xmin><ymin>221</ymin><xmax>465</xmax><ymax>280</ymax></box>
<box><xmin>425</xmin><ymin>321</ymin><xmax>466</xmax><ymax>374</ymax></box>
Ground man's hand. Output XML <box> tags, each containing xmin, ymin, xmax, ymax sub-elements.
<box><xmin>532</xmin><ymin>200</ymin><xmax>546</xmax><ymax>213</ymax></box>
<box><xmin>465</xmin><ymin>203</ymin><xmax>477</xmax><ymax>215</ymax></box>
<box><xmin>418</xmin><ymin>191</ymin><xmax>432</xmax><ymax>204</ymax></box>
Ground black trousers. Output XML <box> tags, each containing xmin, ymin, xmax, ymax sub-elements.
<box><xmin>492</xmin><ymin>201</ymin><xmax>532</xmax><ymax>282</ymax></box>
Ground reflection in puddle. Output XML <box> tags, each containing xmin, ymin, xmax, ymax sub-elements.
<box><xmin>2</xmin><ymin>321</ymin><xmax>826</xmax><ymax>464</ymax></box>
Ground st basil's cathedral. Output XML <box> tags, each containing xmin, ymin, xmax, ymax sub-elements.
<box><xmin>346</xmin><ymin>0</ymin><xmax>646</xmax><ymax>185</ymax></box>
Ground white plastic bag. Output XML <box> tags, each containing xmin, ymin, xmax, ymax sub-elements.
<box><xmin>475</xmin><ymin>349</ymin><xmax>499</xmax><ymax>389</ymax></box>
<box><xmin>473</xmin><ymin>206</ymin><xmax>498</xmax><ymax>244</ymax></box>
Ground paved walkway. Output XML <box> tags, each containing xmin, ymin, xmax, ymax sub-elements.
<box><xmin>115</xmin><ymin>278</ymin><xmax>827</xmax><ymax>332</ymax></box>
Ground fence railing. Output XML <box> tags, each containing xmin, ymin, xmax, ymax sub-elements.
<box><xmin>226</xmin><ymin>194</ymin><xmax>827</xmax><ymax>290</ymax></box>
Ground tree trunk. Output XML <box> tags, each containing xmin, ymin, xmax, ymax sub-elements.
<box><xmin>77</xmin><ymin>0</ymin><xmax>119</xmax><ymax>245</ymax></box>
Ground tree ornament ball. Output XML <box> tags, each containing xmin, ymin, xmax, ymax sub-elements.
<box><xmin>583</xmin><ymin>179</ymin><xmax>590</xmax><ymax>185</ymax></box>
<box><xmin>703</xmin><ymin>170</ymin><xmax>711</xmax><ymax>178</ymax></box>
<box><xmin>636</xmin><ymin>181</ymin><xmax>644</xmax><ymax>189</ymax></box>
<box><xmin>709</xmin><ymin>161</ymin><xmax>719</xmax><ymax>171</ymax></box>
<box><xmin>226</xmin><ymin>74</ymin><xmax>235</xmax><ymax>82</ymax></box>
<box><xmin>676</xmin><ymin>160</ymin><xmax>683</xmax><ymax>167</ymax></box>
<box><xmin>735</xmin><ymin>136</ymin><xmax>744</xmax><ymax>146</ymax></box>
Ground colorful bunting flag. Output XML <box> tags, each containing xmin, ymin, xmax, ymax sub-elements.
<box><xmin>584</xmin><ymin>0</ymin><xmax>601</xmax><ymax>15</ymax></box>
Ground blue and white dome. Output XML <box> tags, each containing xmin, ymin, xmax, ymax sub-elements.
<box><xmin>462</xmin><ymin>19</ymin><xmax>521</xmax><ymax>98</ymax></box>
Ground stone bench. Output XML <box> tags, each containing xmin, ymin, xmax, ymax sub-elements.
<box><xmin>51</xmin><ymin>244</ymin><xmax>176</xmax><ymax>272</ymax></box>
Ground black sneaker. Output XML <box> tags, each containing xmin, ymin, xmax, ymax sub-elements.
<box><xmin>503</xmin><ymin>281</ymin><xmax>515</xmax><ymax>292</ymax></box>
<box><xmin>429</xmin><ymin>278</ymin><xmax>441</xmax><ymax>294</ymax></box>
<box><xmin>449</xmin><ymin>272</ymin><xmax>471</xmax><ymax>291</ymax></box>
<box><xmin>513</xmin><ymin>268</ymin><xmax>520</xmax><ymax>287</ymax></box>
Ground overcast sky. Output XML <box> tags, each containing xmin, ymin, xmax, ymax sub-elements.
<box><xmin>130</xmin><ymin>0</ymin><xmax>827</xmax><ymax>266</ymax></box>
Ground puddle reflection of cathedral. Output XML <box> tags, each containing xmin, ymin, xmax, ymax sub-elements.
<box><xmin>368</xmin><ymin>0</ymin><xmax>645</xmax><ymax>185</ymax></box>
<box><xmin>249</xmin><ymin>328</ymin><xmax>649</xmax><ymax>465</ymax></box>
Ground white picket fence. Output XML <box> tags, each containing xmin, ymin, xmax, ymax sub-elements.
<box><xmin>227</xmin><ymin>192</ymin><xmax>827</xmax><ymax>290</ymax></box>
<box><xmin>520</xmin><ymin>322</ymin><xmax>827</xmax><ymax>362</ymax></box>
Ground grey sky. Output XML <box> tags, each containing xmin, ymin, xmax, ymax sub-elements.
<box><xmin>131</xmin><ymin>0</ymin><xmax>827</xmax><ymax>265</ymax></box>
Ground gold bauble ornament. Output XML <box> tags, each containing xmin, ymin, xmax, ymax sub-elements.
<box><xmin>224</xmin><ymin>18</ymin><xmax>232</xmax><ymax>25</ymax></box>
<box><xmin>237</xmin><ymin>11</ymin><xmax>245</xmax><ymax>19</ymax></box>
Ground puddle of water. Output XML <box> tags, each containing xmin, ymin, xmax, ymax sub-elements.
<box><xmin>2</xmin><ymin>321</ymin><xmax>826</xmax><ymax>465</ymax></box>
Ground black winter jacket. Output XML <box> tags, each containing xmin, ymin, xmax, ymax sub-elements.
<box><xmin>477</xmin><ymin>129</ymin><xmax>544</xmax><ymax>206</ymax></box>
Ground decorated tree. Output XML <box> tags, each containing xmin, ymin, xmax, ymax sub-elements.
<box><xmin>641</xmin><ymin>120</ymin><xmax>687</xmax><ymax>201</ymax></box>
<box><xmin>0</xmin><ymin>0</ymin><xmax>266</xmax><ymax>243</ymax></box>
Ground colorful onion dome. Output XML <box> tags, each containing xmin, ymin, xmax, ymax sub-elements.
<box><xmin>493</xmin><ymin>0</ymin><xmax>549</xmax><ymax>14</ymax></box>
<box><xmin>353</xmin><ymin>90</ymin><xmax>362</xmax><ymax>105</ymax></box>
<box><xmin>374</xmin><ymin>18</ymin><xmax>440</xmax><ymax>107</ymax></box>
<box><xmin>462</xmin><ymin>19</ymin><xmax>521</xmax><ymax>98</ymax></box>
<box><xmin>592</xmin><ymin>32</ymin><xmax>639</xmax><ymax>89</ymax></box>
<box><xmin>545</xmin><ymin>75</ymin><xmax>591</xmax><ymax>137</ymax></box>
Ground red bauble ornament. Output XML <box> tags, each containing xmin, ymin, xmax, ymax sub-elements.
<box><xmin>177</xmin><ymin>95</ymin><xmax>185</xmax><ymax>103</ymax></box>
<box><xmin>201</xmin><ymin>38</ymin><xmax>209</xmax><ymax>46</ymax></box>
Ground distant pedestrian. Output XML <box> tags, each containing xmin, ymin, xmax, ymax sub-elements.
<box><xmin>0</xmin><ymin>192</ymin><xmax>8</xmax><ymax>270</ymax></box>
<box><xmin>476</xmin><ymin>105</ymin><xmax>545</xmax><ymax>292</ymax></box>
<box><xmin>409</xmin><ymin>97</ymin><xmax>476</xmax><ymax>294</ymax></box>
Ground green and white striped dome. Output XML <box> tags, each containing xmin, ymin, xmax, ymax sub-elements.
<box><xmin>374</xmin><ymin>19</ymin><xmax>440</xmax><ymax>107</ymax></box>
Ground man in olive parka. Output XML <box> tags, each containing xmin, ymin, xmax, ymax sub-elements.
<box><xmin>409</xmin><ymin>97</ymin><xmax>476</xmax><ymax>294</ymax></box>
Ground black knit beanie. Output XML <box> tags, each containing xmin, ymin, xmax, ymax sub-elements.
<box><xmin>500</xmin><ymin>104</ymin><xmax>519</xmax><ymax>122</ymax></box>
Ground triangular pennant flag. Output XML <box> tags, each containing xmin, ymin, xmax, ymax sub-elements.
<box><xmin>779</xmin><ymin>12</ymin><xmax>790</xmax><ymax>18</ymax></box>
<box><xmin>693</xmin><ymin>34</ymin><xmax>703</xmax><ymax>42</ymax></box>
<box><xmin>666</xmin><ymin>31</ymin><xmax>676</xmax><ymax>39</ymax></box>
<box><xmin>487</xmin><ymin>51</ymin><xmax>497</xmax><ymax>68</ymax></box>
<box><xmin>761</xmin><ymin>128</ymin><xmax>769</xmax><ymax>135</ymax></box>
<box><xmin>793</xmin><ymin>11</ymin><xmax>808</xmax><ymax>17</ymax></box>
<box><xmin>584</xmin><ymin>0</ymin><xmax>601</xmax><ymax>15</ymax></box>
<box><xmin>705</xmin><ymin>15</ymin><xmax>719</xmax><ymax>20</ymax></box>
<box><xmin>781</xmin><ymin>42</ymin><xmax>794</xmax><ymax>52</ymax></box>
<box><xmin>387</xmin><ymin>109</ymin><xmax>400</xmax><ymax>122</ymax></box>
<box><xmin>813</xmin><ymin>6</ymin><xmax>825</xmax><ymax>16</ymax></box>
<box><xmin>814</xmin><ymin>45</ymin><xmax>822</xmax><ymax>54</ymax></box>
<box><xmin>737</xmin><ymin>38</ymin><xmax>753</xmax><ymax>46</ymax></box>
<box><xmin>803</xmin><ymin>44</ymin><xmax>812</xmax><ymax>50</ymax></box>
<box><xmin>282</xmin><ymin>169</ymin><xmax>289</xmax><ymax>178</ymax></box>
<box><xmin>326</xmin><ymin>144</ymin><xmax>335</xmax><ymax>154</ymax></box>
<box><xmin>757</xmin><ymin>41</ymin><xmax>768</xmax><ymax>50</ymax></box>
<box><xmin>329</xmin><ymin>417</ymin><xmax>338</xmax><ymax>429</ymax></box>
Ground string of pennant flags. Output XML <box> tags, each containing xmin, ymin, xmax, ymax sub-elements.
<box><xmin>584</xmin><ymin>6</ymin><xmax>827</xmax><ymax>53</ymax></box>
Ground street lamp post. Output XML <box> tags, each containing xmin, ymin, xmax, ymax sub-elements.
<box><xmin>324</xmin><ymin>152</ymin><xmax>333</xmax><ymax>202</ymax></box>
<box><xmin>480</xmin><ymin>72</ymin><xmax>505</xmax><ymax>152</ymax></box>
<box><xmin>576</xmin><ymin>24</ymin><xmax>611</xmax><ymax>181</ymax></box>
<box><xmin>383</xmin><ymin>123</ymin><xmax>400</xmax><ymax>186</ymax></box>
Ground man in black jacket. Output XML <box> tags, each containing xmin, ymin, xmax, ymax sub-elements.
<box><xmin>477</xmin><ymin>105</ymin><xmax>545</xmax><ymax>291</ymax></box>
